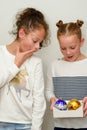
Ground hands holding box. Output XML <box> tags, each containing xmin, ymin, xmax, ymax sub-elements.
<box><xmin>53</xmin><ymin>99</ymin><xmax>83</xmax><ymax>118</ymax></box>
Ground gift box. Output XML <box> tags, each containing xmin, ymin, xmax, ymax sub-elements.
<box><xmin>53</xmin><ymin>100</ymin><xmax>83</xmax><ymax>118</ymax></box>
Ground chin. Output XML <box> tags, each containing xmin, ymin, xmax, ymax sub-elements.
<box><xmin>65</xmin><ymin>58</ymin><xmax>74</xmax><ymax>62</ymax></box>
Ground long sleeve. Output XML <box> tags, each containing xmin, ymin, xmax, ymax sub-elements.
<box><xmin>31</xmin><ymin>60</ymin><xmax>46</xmax><ymax>130</ymax></box>
<box><xmin>0</xmin><ymin>47</ymin><xmax>19</xmax><ymax>88</ymax></box>
<box><xmin>0</xmin><ymin>62</ymin><xmax>19</xmax><ymax>88</ymax></box>
<box><xmin>45</xmin><ymin>65</ymin><xmax>55</xmax><ymax>102</ymax></box>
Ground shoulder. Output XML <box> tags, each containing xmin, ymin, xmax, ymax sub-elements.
<box><xmin>0</xmin><ymin>45</ymin><xmax>5</xmax><ymax>51</ymax></box>
<box><xmin>51</xmin><ymin>58</ymin><xmax>63</xmax><ymax>67</ymax></box>
<box><xmin>26</xmin><ymin>55</ymin><xmax>43</xmax><ymax>74</ymax></box>
<box><xmin>29</xmin><ymin>55</ymin><xmax>42</xmax><ymax>63</ymax></box>
<box><xmin>26</xmin><ymin>55</ymin><xmax>42</xmax><ymax>69</ymax></box>
<box><xmin>0</xmin><ymin>45</ymin><xmax>6</xmax><ymax>57</ymax></box>
<box><xmin>47</xmin><ymin>58</ymin><xmax>62</xmax><ymax>73</ymax></box>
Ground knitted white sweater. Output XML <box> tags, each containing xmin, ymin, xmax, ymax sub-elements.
<box><xmin>0</xmin><ymin>45</ymin><xmax>46</xmax><ymax>130</ymax></box>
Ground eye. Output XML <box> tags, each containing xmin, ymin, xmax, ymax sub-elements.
<box><xmin>33</xmin><ymin>40</ymin><xmax>38</xmax><ymax>43</ymax></box>
<box><xmin>61</xmin><ymin>47</ymin><xmax>66</xmax><ymax>50</ymax></box>
<box><xmin>70</xmin><ymin>46</ymin><xmax>75</xmax><ymax>49</ymax></box>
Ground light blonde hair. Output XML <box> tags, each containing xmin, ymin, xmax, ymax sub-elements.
<box><xmin>56</xmin><ymin>20</ymin><xmax>84</xmax><ymax>40</ymax></box>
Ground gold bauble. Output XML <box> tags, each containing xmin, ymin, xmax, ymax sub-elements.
<box><xmin>67</xmin><ymin>99</ymin><xmax>81</xmax><ymax>110</ymax></box>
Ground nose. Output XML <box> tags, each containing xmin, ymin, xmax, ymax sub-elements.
<box><xmin>35</xmin><ymin>42</ymin><xmax>40</xmax><ymax>50</ymax></box>
<box><xmin>66</xmin><ymin>49</ymin><xmax>71</xmax><ymax>54</ymax></box>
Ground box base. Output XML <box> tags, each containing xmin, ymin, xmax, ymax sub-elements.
<box><xmin>53</xmin><ymin>100</ymin><xmax>83</xmax><ymax>118</ymax></box>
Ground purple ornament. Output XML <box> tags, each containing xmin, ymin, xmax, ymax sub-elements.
<box><xmin>54</xmin><ymin>99</ymin><xmax>67</xmax><ymax>110</ymax></box>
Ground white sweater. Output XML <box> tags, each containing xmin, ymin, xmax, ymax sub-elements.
<box><xmin>0</xmin><ymin>45</ymin><xmax>46</xmax><ymax>130</ymax></box>
<box><xmin>46</xmin><ymin>58</ymin><xmax>87</xmax><ymax>128</ymax></box>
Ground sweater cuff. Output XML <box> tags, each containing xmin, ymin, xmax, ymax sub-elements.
<box><xmin>9</xmin><ymin>63</ymin><xmax>19</xmax><ymax>77</ymax></box>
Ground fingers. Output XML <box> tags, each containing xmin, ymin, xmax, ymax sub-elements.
<box><xmin>20</xmin><ymin>48</ymin><xmax>36</xmax><ymax>57</ymax></box>
<box><xmin>82</xmin><ymin>97</ymin><xmax>87</xmax><ymax>117</ymax></box>
<box><xmin>83</xmin><ymin>102</ymin><xmax>87</xmax><ymax>117</ymax></box>
<box><xmin>83</xmin><ymin>97</ymin><xmax>87</xmax><ymax>103</ymax></box>
<box><xmin>16</xmin><ymin>46</ymin><xmax>36</xmax><ymax>55</ymax></box>
<box><xmin>15</xmin><ymin>47</ymin><xmax>36</xmax><ymax>67</ymax></box>
<box><xmin>23</xmin><ymin>48</ymin><xmax>36</xmax><ymax>56</ymax></box>
<box><xmin>50</xmin><ymin>97</ymin><xmax>58</xmax><ymax>111</ymax></box>
<box><xmin>15</xmin><ymin>45</ymin><xmax>39</xmax><ymax>68</ymax></box>
<box><xmin>16</xmin><ymin>46</ymin><xmax>20</xmax><ymax>53</ymax></box>
<box><xmin>50</xmin><ymin>101</ymin><xmax>55</xmax><ymax>111</ymax></box>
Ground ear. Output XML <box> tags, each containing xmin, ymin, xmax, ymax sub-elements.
<box><xmin>80</xmin><ymin>38</ymin><xmax>84</xmax><ymax>47</ymax></box>
<box><xmin>18</xmin><ymin>28</ymin><xmax>25</xmax><ymax>39</ymax></box>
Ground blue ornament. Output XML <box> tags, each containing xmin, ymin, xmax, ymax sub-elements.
<box><xmin>54</xmin><ymin>99</ymin><xmax>67</xmax><ymax>110</ymax></box>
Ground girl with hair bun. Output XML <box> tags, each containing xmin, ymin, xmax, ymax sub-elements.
<box><xmin>0</xmin><ymin>7</ymin><xmax>49</xmax><ymax>130</ymax></box>
<box><xmin>46</xmin><ymin>20</ymin><xmax>87</xmax><ymax>130</ymax></box>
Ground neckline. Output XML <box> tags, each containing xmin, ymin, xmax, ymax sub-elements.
<box><xmin>60</xmin><ymin>57</ymin><xmax>87</xmax><ymax>64</ymax></box>
<box><xmin>4</xmin><ymin>46</ymin><xmax>15</xmax><ymax>58</ymax></box>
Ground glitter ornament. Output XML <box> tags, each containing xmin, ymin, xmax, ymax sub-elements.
<box><xmin>54</xmin><ymin>99</ymin><xmax>67</xmax><ymax>110</ymax></box>
<box><xmin>67</xmin><ymin>99</ymin><xmax>81</xmax><ymax>110</ymax></box>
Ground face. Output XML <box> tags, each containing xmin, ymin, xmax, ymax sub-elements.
<box><xmin>19</xmin><ymin>27</ymin><xmax>46</xmax><ymax>52</ymax></box>
<box><xmin>58</xmin><ymin>34</ymin><xmax>84</xmax><ymax>62</ymax></box>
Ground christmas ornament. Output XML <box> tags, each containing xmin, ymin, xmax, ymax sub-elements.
<box><xmin>54</xmin><ymin>99</ymin><xmax>67</xmax><ymax>110</ymax></box>
<box><xmin>67</xmin><ymin>99</ymin><xmax>81</xmax><ymax>110</ymax></box>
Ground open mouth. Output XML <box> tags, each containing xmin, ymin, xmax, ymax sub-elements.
<box><xmin>67</xmin><ymin>56</ymin><xmax>73</xmax><ymax>59</ymax></box>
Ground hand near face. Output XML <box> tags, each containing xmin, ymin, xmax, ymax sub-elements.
<box><xmin>14</xmin><ymin>46</ymin><xmax>36</xmax><ymax>67</ymax></box>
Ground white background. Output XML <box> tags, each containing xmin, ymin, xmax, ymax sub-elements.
<box><xmin>0</xmin><ymin>0</ymin><xmax>87</xmax><ymax>130</ymax></box>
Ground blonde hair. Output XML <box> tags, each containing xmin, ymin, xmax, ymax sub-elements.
<box><xmin>56</xmin><ymin>20</ymin><xmax>84</xmax><ymax>40</ymax></box>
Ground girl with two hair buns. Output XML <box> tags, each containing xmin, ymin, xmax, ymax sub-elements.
<box><xmin>46</xmin><ymin>20</ymin><xmax>87</xmax><ymax>130</ymax></box>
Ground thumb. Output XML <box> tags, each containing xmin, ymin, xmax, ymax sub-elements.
<box><xmin>50</xmin><ymin>98</ymin><xmax>58</xmax><ymax>111</ymax></box>
<box><xmin>16</xmin><ymin>46</ymin><xmax>20</xmax><ymax>54</ymax></box>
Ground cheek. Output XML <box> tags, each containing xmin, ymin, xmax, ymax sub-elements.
<box><xmin>74</xmin><ymin>47</ymin><xmax>80</xmax><ymax>53</ymax></box>
<box><xmin>61</xmin><ymin>50</ymin><xmax>66</xmax><ymax>55</ymax></box>
<box><xmin>25</xmin><ymin>40</ymin><xmax>34</xmax><ymax>48</ymax></box>
<box><xmin>28</xmin><ymin>43</ymin><xmax>35</xmax><ymax>49</ymax></box>
<box><xmin>21</xmin><ymin>43</ymin><xmax>33</xmax><ymax>51</ymax></box>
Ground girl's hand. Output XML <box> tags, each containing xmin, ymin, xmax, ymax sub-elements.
<box><xmin>14</xmin><ymin>47</ymin><xmax>36</xmax><ymax>67</ymax></box>
<box><xmin>82</xmin><ymin>97</ymin><xmax>87</xmax><ymax>117</ymax></box>
<box><xmin>50</xmin><ymin>97</ymin><xmax>58</xmax><ymax>111</ymax></box>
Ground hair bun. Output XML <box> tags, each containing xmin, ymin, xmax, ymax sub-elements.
<box><xmin>76</xmin><ymin>20</ymin><xmax>84</xmax><ymax>27</ymax></box>
<box><xmin>56</xmin><ymin>20</ymin><xmax>63</xmax><ymax>28</ymax></box>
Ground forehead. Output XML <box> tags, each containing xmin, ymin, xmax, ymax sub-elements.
<box><xmin>59</xmin><ymin>34</ymin><xmax>78</xmax><ymax>40</ymax></box>
<box><xmin>59</xmin><ymin>34</ymin><xmax>79</xmax><ymax>43</ymax></box>
<box><xmin>59</xmin><ymin>35</ymin><xmax>81</xmax><ymax>47</ymax></box>
<box><xmin>28</xmin><ymin>27</ymin><xmax>46</xmax><ymax>39</ymax></box>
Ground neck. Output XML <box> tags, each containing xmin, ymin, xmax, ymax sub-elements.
<box><xmin>77</xmin><ymin>53</ymin><xmax>86</xmax><ymax>61</ymax></box>
<box><xmin>6</xmin><ymin>40</ymin><xmax>19</xmax><ymax>55</ymax></box>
